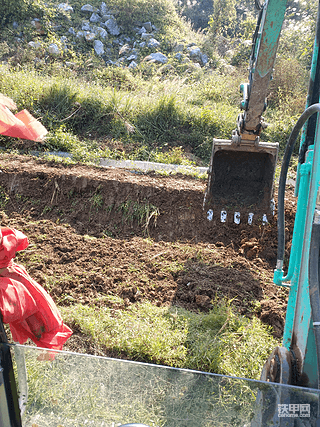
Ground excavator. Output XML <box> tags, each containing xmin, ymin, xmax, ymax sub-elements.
<box><xmin>2</xmin><ymin>0</ymin><xmax>320</xmax><ymax>426</ymax></box>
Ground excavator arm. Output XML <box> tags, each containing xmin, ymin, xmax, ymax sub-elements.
<box><xmin>235</xmin><ymin>0</ymin><xmax>288</xmax><ymax>141</ymax></box>
<box><xmin>204</xmin><ymin>0</ymin><xmax>288</xmax><ymax>223</ymax></box>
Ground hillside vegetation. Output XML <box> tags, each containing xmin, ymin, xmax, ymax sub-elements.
<box><xmin>0</xmin><ymin>0</ymin><xmax>316</xmax><ymax>166</ymax></box>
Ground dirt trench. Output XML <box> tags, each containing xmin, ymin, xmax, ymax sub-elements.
<box><xmin>0</xmin><ymin>154</ymin><xmax>297</xmax><ymax>342</ymax></box>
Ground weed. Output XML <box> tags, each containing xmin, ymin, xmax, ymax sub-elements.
<box><xmin>0</xmin><ymin>186</ymin><xmax>9</xmax><ymax>209</ymax></box>
<box><xmin>90</xmin><ymin>193</ymin><xmax>104</xmax><ymax>209</ymax></box>
<box><xmin>117</xmin><ymin>200</ymin><xmax>160</xmax><ymax>233</ymax></box>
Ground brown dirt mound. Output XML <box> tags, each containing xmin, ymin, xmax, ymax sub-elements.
<box><xmin>0</xmin><ymin>154</ymin><xmax>296</xmax><ymax>345</ymax></box>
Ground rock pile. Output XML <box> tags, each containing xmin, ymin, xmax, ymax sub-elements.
<box><xmin>13</xmin><ymin>2</ymin><xmax>209</xmax><ymax>70</ymax></box>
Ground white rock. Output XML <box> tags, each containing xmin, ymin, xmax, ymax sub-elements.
<box><xmin>58</xmin><ymin>3</ymin><xmax>73</xmax><ymax>12</ymax></box>
<box><xmin>137</xmin><ymin>26</ymin><xmax>147</xmax><ymax>35</ymax></box>
<box><xmin>76</xmin><ymin>31</ymin><xmax>85</xmax><ymax>38</ymax></box>
<box><xmin>48</xmin><ymin>43</ymin><xmax>60</xmax><ymax>55</ymax></box>
<box><xmin>68</xmin><ymin>27</ymin><xmax>76</xmax><ymax>35</ymax></box>
<box><xmin>128</xmin><ymin>61</ymin><xmax>138</xmax><ymax>69</ymax></box>
<box><xmin>142</xmin><ymin>22</ymin><xmax>152</xmax><ymax>32</ymax></box>
<box><xmin>28</xmin><ymin>41</ymin><xmax>41</xmax><ymax>49</ymax></box>
<box><xmin>94</xmin><ymin>27</ymin><xmax>108</xmax><ymax>39</ymax></box>
<box><xmin>85</xmin><ymin>32</ymin><xmax>96</xmax><ymax>41</ymax></box>
<box><xmin>90</xmin><ymin>13</ymin><xmax>101</xmax><ymax>23</ymax></box>
<box><xmin>100</xmin><ymin>2</ymin><xmax>108</xmax><ymax>15</ymax></box>
<box><xmin>82</xmin><ymin>21</ymin><xmax>91</xmax><ymax>31</ymax></box>
<box><xmin>81</xmin><ymin>4</ymin><xmax>98</xmax><ymax>13</ymax></box>
<box><xmin>141</xmin><ymin>33</ymin><xmax>153</xmax><ymax>40</ymax></box>
<box><xmin>94</xmin><ymin>40</ymin><xmax>104</xmax><ymax>55</ymax></box>
<box><xmin>127</xmin><ymin>54</ymin><xmax>137</xmax><ymax>61</ymax></box>
<box><xmin>144</xmin><ymin>52</ymin><xmax>168</xmax><ymax>64</ymax></box>
<box><xmin>104</xmin><ymin>18</ymin><xmax>120</xmax><ymax>36</ymax></box>
<box><xmin>188</xmin><ymin>46</ymin><xmax>202</xmax><ymax>61</ymax></box>
<box><xmin>201</xmin><ymin>53</ymin><xmax>209</xmax><ymax>65</ymax></box>
<box><xmin>148</xmin><ymin>38</ymin><xmax>160</xmax><ymax>49</ymax></box>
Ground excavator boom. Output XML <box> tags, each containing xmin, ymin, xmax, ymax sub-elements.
<box><xmin>204</xmin><ymin>0</ymin><xmax>288</xmax><ymax>224</ymax></box>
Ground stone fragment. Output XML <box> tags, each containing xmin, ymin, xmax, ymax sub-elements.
<box><xmin>128</xmin><ymin>61</ymin><xmax>138</xmax><ymax>69</ymax></box>
<box><xmin>48</xmin><ymin>43</ymin><xmax>60</xmax><ymax>55</ymax></box>
<box><xmin>142</xmin><ymin>22</ymin><xmax>152</xmax><ymax>32</ymax></box>
<box><xmin>104</xmin><ymin>18</ymin><xmax>120</xmax><ymax>36</ymax></box>
<box><xmin>85</xmin><ymin>32</ymin><xmax>96</xmax><ymax>42</ymax></box>
<box><xmin>141</xmin><ymin>33</ymin><xmax>153</xmax><ymax>40</ymax></box>
<box><xmin>94</xmin><ymin>27</ymin><xmax>108</xmax><ymax>39</ymax></box>
<box><xmin>81</xmin><ymin>4</ymin><xmax>98</xmax><ymax>13</ymax></box>
<box><xmin>144</xmin><ymin>52</ymin><xmax>168</xmax><ymax>64</ymax></box>
<box><xmin>148</xmin><ymin>38</ymin><xmax>160</xmax><ymax>49</ymax></box>
<box><xmin>188</xmin><ymin>46</ymin><xmax>202</xmax><ymax>61</ymax></box>
<box><xmin>58</xmin><ymin>3</ymin><xmax>74</xmax><ymax>12</ymax></box>
<box><xmin>28</xmin><ymin>41</ymin><xmax>41</xmax><ymax>49</ymax></box>
<box><xmin>94</xmin><ymin>40</ymin><xmax>104</xmax><ymax>55</ymax></box>
<box><xmin>100</xmin><ymin>2</ymin><xmax>108</xmax><ymax>15</ymax></box>
<box><xmin>90</xmin><ymin>13</ymin><xmax>101</xmax><ymax>23</ymax></box>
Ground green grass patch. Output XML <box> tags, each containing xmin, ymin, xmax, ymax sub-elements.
<box><xmin>61</xmin><ymin>300</ymin><xmax>278</xmax><ymax>379</ymax></box>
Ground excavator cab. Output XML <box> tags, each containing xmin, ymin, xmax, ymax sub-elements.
<box><xmin>204</xmin><ymin>0</ymin><xmax>287</xmax><ymax>224</ymax></box>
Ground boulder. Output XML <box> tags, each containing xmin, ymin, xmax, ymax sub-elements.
<box><xmin>104</xmin><ymin>18</ymin><xmax>120</xmax><ymax>36</ymax></box>
<box><xmin>128</xmin><ymin>61</ymin><xmax>138</xmax><ymax>69</ymax></box>
<box><xmin>90</xmin><ymin>13</ymin><xmax>101</xmax><ymax>23</ymax></box>
<box><xmin>141</xmin><ymin>33</ymin><xmax>154</xmax><ymax>40</ymax></box>
<box><xmin>94</xmin><ymin>27</ymin><xmax>108</xmax><ymax>39</ymax></box>
<box><xmin>100</xmin><ymin>2</ymin><xmax>108</xmax><ymax>15</ymax></box>
<box><xmin>48</xmin><ymin>43</ymin><xmax>60</xmax><ymax>55</ymax></box>
<box><xmin>85</xmin><ymin>32</ymin><xmax>96</xmax><ymax>42</ymax></box>
<box><xmin>81</xmin><ymin>4</ymin><xmax>98</xmax><ymax>13</ymax></box>
<box><xmin>94</xmin><ymin>40</ymin><xmax>104</xmax><ymax>55</ymax></box>
<box><xmin>144</xmin><ymin>52</ymin><xmax>168</xmax><ymax>64</ymax></box>
<box><xmin>82</xmin><ymin>21</ymin><xmax>92</xmax><ymax>31</ymax></box>
<box><xmin>58</xmin><ymin>3</ymin><xmax>74</xmax><ymax>12</ymax></box>
<box><xmin>148</xmin><ymin>38</ymin><xmax>160</xmax><ymax>49</ymax></box>
<box><xmin>28</xmin><ymin>41</ymin><xmax>41</xmax><ymax>49</ymax></box>
<box><xmin>142</xmin><ymin>22</ymin><xmax>152</xmax><ymax>32</ymax></box>
<box><xmin>127</xmin><ymin>54</ymin><xmax>138</xmax><ymax>61</ymax></box>
<box><xmin>188</xmin><ymin>46</ymin><xmax>202</xmax><ymax>61</ymax></box>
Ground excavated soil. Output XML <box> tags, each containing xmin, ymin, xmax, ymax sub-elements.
<box><xmin>0</xmin><ymin>154</ymin><xmax>297</xmax><ymax>352</ymax></box>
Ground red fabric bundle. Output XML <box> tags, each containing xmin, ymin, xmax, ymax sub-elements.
<box><xmin>0</xmin><ymin>227</ymin><xmax>72</xmax><ymax>349</ymax></box>
<box><xmin>0</xmin><ymin>103</ymin><xmax>47</xmax><ymax>142</ymax></box>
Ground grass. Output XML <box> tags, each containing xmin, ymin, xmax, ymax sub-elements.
<box><xmin>61</xmin><ymin>300</ymin><xmax>278</xmax><ymax>380</ymax></box>
<box><xmin>15</xmin><ymin>342</ymin><xmax>270</xmax><ymax>427</ymax></box>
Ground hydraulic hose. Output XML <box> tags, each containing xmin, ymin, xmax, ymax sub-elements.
<box><xmin>277</xmin><ymin>103</ymin><xmax>320</xmax><ymax>266</ymax></box>
<box><xmin>308</xmin><ymin>220</ymin><xmax>320</xmax><ymax>390</ymax></box>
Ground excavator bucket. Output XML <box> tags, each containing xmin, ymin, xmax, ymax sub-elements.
<box><xmin>204</xmin><ymin>138</ymin><xmax>279</xmax><ymax>224</ymax></box>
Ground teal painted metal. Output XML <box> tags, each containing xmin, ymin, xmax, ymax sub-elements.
<box><xmin>272</xmin><ymin>110</ymin><xmax>320</xmax><ymax>387</ymax></box>
<box><xmin>243</xmin><ymin>0</ymin><xmax>288</xmax><ymax>133</ymax></box>
<box><xmin>253</xmin><ymin>0</ymin><xmax>288</xmax><ymax>79</ymax></box>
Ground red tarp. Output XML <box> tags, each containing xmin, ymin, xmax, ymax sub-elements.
<box><xmin>0</xmin><ymin>103</ymin><xmax>47</xmax><ymax>142</ymax></box>
<box><xmin>0</xmin><ymin>227</ymin><xmax>72</xmax><ymax>349</ymax></box>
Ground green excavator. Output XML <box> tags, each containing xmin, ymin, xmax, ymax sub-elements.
<box><xmin>2</xmin><ymin>1</ymin><xmax>320</xmax><ymax>426</ymax></box>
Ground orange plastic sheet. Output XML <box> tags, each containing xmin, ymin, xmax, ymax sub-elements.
<box><xmin>0</xmin><ymin>228</ymin><xmax>72</xmax><ymax>349</ymax></box>
<box><xmin>0</xmin><ymin>104</ymin><xmax>47</xmax><ymax>142</ymax></box>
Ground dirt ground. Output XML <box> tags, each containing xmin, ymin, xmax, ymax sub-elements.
<box><xmin>0</xmin><ymin>154</ymin><xmax>297</xmax><ymax>351</ymax></box>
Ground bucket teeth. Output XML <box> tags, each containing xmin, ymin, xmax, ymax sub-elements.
<box><xmin>206</xmin><ymin>210</ymin><xmax>270</xmax><ymax>225</ymax></box>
